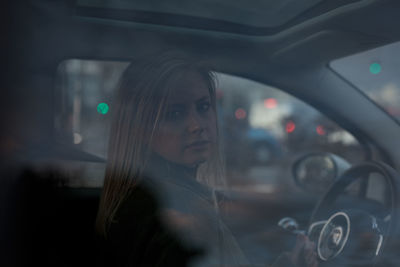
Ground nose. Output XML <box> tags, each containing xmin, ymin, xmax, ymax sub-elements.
<box><xmin>186</xmin><ymin>110</ymin><xmax>204</xmax><ymax>134</ymax></box>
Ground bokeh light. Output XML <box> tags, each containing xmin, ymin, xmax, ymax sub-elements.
<box><xmin>216</xmin><ymin>89</ymin><xmax>224</xmax><ymax>99</ymax></box>
<box><xmin>97</xmin><ymin>102</ymin><xmax>109</xmax><ymax>115</ymax></box>
<box><xmin>369</xmin><ymin>62</ymin><xmax>382</xmax><ymax>74</ymax></box>
<box><xmin>264</xmin><ymin>98</ymin><xmax>278</xmax><ymax>109</ymax></box>
<box><xmin>316</xmin><ymin>125</ymin><xmax>326</xmax><ymax>135</ymax></box>
<box><xmin>235</xmin><ymin>108</ymin><xmax>247</xmax><ymax>120</ymax></box>
<box><xmin>73</xmin><ymin>133</ymin><xmax>83</xmax><ymax>144</ymax></box>
<box><xmin>286</xmin><ymin>121</ymin><xmax>296</xmax><ymax>133</ymax></box>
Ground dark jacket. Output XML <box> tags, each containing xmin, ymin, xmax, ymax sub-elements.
<box><xmin>104</xmin><ymin>155</ymin><xmax>295</xmax><ymax>267</ymax></box>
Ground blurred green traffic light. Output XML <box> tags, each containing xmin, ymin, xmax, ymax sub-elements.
<box><xmin>369</xmin><ymin>63</ymin><xmax>382</xmax><ymax>74</ymax></box>
<box><xmin>97</xmin><ymin>103</ymin><xmax>109</xmax><ymax>115</ymax></box>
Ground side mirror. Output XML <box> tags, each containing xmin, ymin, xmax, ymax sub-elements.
<box><xmin>292</xmin><ymin>153</ymin><xmax>351</xmax><ymax>193</ymax></box>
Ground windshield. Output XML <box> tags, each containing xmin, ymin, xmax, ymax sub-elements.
<box><xmin>330</xmin><ymin>41</ymin><xmax>400</xmax><ymax>123</ymax></box>
<box><xmin>3</xmin><ymin>1</ymin><xmax>400</xmax><ymax>267</ymax></box>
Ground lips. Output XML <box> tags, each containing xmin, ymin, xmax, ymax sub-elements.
<box><xmin>186</xmin><ymin>140</ymin><xmax>211</xmax><ymax>149</ymax></box>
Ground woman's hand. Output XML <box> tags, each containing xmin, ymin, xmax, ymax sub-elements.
<box><xmin>289</xmin><ymin>234</ymin><xmax>318</xmax><ymax>267</ymax></box>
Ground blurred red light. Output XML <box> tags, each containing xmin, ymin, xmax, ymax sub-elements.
<box><xmin>264</xmin><ymin>98</ymin><xmax>277</xmax><ymax>109</ymax></box>
<box><xmin>286</xmin><ymin>121</ymin><xmax>295</xmax><ymax>133</ymax></box>
<box><xmin>216</xmin><ymin>89</ymin><xmax>224</xmax><ymax>99</ymax></box>
<box><xmin>316</xmin><ymin>125</ymin><xmax>326</xmax><ymax>135</ymax></box>
<box><xmin>235</xmin><ymin>108</ymin><xmax>246</xmax><ymax>119</ymax></box>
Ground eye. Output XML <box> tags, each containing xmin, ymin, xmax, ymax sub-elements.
<box><xmin>166</xmin><ymin>109</ymin><xmax>184</xmax><ymax>121</ymax></box>
<box><xmin>198</xmin><ymin>102</ymin><xmax>211</xmax><ymax>113</ymax></box>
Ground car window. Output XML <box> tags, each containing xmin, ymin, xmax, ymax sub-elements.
<box><xmin>331</xmin><ymin>41</ymin><xmax>400</xmax><ymax>123</ymax></box>
<box><xmin>330</xmin><ymin>42</ymin><xmax>400</xmax><ymax>207</ymax></box>
<box><xmin>55</xmin><ymin>59</ymin><xmax>365</xmax><ymax>191</ymax></box>
<box><xmin>6</xmin><ymin>2</ymin><xmax>400</xmax><ymax>266</ymax></box>
<box><xmin>217</xmin><ymin>73</ymin><xmax>365</xmax><ymax>193</ymax></box>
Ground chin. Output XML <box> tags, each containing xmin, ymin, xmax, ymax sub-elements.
<box><xmin>183</xmin><ymin>150</ymin><xmax>212</xmax><ymax>167</ymax></box>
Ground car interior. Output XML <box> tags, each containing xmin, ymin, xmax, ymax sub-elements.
<box><xmin>2</xmin><ymin>0</ymin><xmax>400</xmax><ymax>266</ymax></box>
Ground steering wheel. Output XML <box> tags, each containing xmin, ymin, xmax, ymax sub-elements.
<box><xmin>307</xmin><ymin>161</ymin><xmax>400</xmax><ymax>266</ymax></box>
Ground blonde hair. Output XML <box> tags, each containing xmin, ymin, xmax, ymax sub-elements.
<box><xmin>95</xmin><ymin>52</ymin><xmax>225</xmax><ymax>237</ymax></box>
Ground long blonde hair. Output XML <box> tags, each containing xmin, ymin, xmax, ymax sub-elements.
<box><xmin>95</xmin><ymin>52</ymin><xmax>225</xmax><ymax>237</ymax></box>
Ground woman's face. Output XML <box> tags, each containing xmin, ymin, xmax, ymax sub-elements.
<box><xmin>151</xmin><ymin>71</ymin><xmax>217</xmax><ymax>168</ymax></box>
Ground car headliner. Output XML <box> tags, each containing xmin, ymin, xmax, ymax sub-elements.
<box><xmin>74</xmin><ymin>0</ymin><xmax>364</xmax><ymax>33</ymax></box>
<box><xmin>3</xmin><ymin>0</ymin><xmax>400</xmax><ymax>169</ymax></box>
<box><xmin>76</xmin><ymin>0</ymin><xmax>327</xmax><ymax>28</ymax></box>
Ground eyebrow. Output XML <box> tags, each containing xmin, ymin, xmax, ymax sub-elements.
<box><xmin>196</xmin><ymin>96</ymin><xmax>211</xmax><ymax>103</ymax></box>
<box><xmin>168</xmin><ymin>104</ymin><xmax>185</xmax><ymax>109</ymax></box>
<box><xmin>168</xmin><ymin>96</ymin><xmax>210</xmax><ymax>108</ymax></box>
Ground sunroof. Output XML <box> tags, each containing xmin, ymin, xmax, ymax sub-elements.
<box><xmin>77</xmin><ymin>0</ymin><xmax>324</xmax><ymax>28</ymax></box>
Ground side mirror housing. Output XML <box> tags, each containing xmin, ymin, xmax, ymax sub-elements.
<box><xmin>292</xmin><ymin>152</ymin><xmax>351</xmax><ymax>193</ymax></box>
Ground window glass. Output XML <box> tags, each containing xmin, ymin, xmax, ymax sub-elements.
<box><xmin>55</xmin><ymin>60</ymin><xmax>364</xmax><ymax>191</ymax></box>
<box><xmin>331</xmin><ymin>41</ymin><xmax>400</xmax><ymax>123</ymax></box>
<box><xmin>55</xmin><ymin>59</ymin><xmax>367</xmax><ymax>264</ymax></box>
<box><xmin>217</xmin><ymin>73</ymin><xmax>364</xmax><ymax>194</ymax></box>
<box><xmin>55</xmin><ymin>60</ymin><xmax>129</xmax><ymax>159</ymax></box>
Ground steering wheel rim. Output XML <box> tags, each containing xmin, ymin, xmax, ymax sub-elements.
<box><xmin>309</xmin><ymin>161</ymin><xmax>400</xmax><ymax>264</ymax></box>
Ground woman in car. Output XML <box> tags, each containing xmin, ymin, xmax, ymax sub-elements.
<box><xmin>95</xmin><ymin>52</ymin><xmax>317</xmax><ymax>267</ymax></box>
